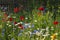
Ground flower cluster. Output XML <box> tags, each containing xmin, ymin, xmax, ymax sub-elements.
<box><xmin>0</xmin><ymin>6</ymin><xmax>60</xmax><ymax>40</ymax></box>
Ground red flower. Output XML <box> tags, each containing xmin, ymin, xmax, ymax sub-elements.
<box><xmin>38</xmin><ymin>7</ymin><xmax>44</xmax><ymax>11</ymax></box>
<box><xmin>20</xmin><ymin>16</ymin><xmax>24</xmax><ymax>21</ymax></box>
<box><xmin>9</xmin><ymin>17</ymin><xmax>13</xmax><ymax>21</ymax></box>
<box><xmin>14</xmin><ymin>22</ymin><xmax>17</xmax><ymax>24</ymax></box>
<box><xmin>18</xmin><ymin>24</ymin><xmax>22</xmax><ymax>27</ymax></box>
<box><xmin>53</xmin><ymin>21</ymin><xmax>59</xmax><ymax>25</ymax></box>
<box><xmin>20</xmin><ymin>26</ymin><xmax>24</xmax><ymax>29</ymax></box>
<box><xmin>14</xmin><ymin>7</ymin><xmax>19</xmax><ymax>13</ymax></box>
<box><xmin>18</xmin><ymin>24</ymin><xmax>24</xmax><ymax>29</ymax></box>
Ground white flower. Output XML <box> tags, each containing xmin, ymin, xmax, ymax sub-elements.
<box><xmin>17</xmin><ymin>23</ymin><xmax>20</xmax><ymax>25</ymax></box>
<box><xmin>37</xmin><ymin>28</ymin><xmax>40</xmax><ymax>30</ymax></box>
<box><xmin>51</xmin><ymin>27</ymin><xmax>54</xmax><ymax>30</ymax></box>
<box><xmin>8</xmin><ymin>16</ymin><xmax>10</xmax><ymax>18</ymax></box>
<box><xmin>46</xmin><ymin>27</ymin><xmax>49</xmax><ymax>31</ymax></box>
<box><xmin>15</xmin><ymin>24</ymin><xmax>18</xmax><ymax>26</ymax></box>
<box><xmin>55</xmin><ymin>33</ymin><xmax>58</xmax><ymax>35</ymax></box>
<box><xmin>25</xmin><ymin>17</ymin><xmax>28</xmax><ymax>19</ymax></box>
<box><xmin>20</xmin><ymin>22</ymin><xmax>23</xmax><ymax>24</ymax></box>
<box><xmin>34</xmin><ymin>20</ymin><xmax>37</xmax><ymax>22</ymax></box>
<box><xmin>25</xmin><ymin>23</ymin><xmax>28</xmax><ymax>25</ymax></box>
<box><xmin>40</xmin><ymin>30</ymin><xmax>43</xmax><ymax>34</ymax></box>
<box><xmin>9</xmin><ymin>25</ymin><xmax>12</xmax><ymax>27</ymax></box>
<box><xmin>28</xmin><ymin>25</ymin><xmax>31</xmax><ymax>28</ymax></box>
<box><xmin>36</xmin><ymin>31</ymin><xmax>40</xmax><ymax>36</ymax></box>
<box><xmin>7</xmin><ymin>21</ymin><xmax>10</xmax><ymax>23</ymax></box>
<box><xmin>6</xmin><ymin>24</ymin><xmax>9</xmax><ymax>25</ymax></box>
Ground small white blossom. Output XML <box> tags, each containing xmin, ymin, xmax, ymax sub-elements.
<box><xmin>25</xmin><ymin>17</ymin><xmax>28</xmax><ymax>19</ymax></box>
<box><xmin>28</xmin><ymin>25</ymin><xmax>31</xmax><ymax>28</ymax></box>
<box><xmin>20</xmin><ymin>22</ymin><xmax>23</xmax><ymax>24</ymax></box>
<box><xmin>9</xmin><ymin>25</ymin><xmax>12</xmax><ymax>27</ymax></box>
<box><xmin>7</xmin><ymin>21</ymin><xmax>10</xmax><ymax>23</ymax></box>
<box><xmin>55</xmin><ymin>33</ymin><xmax>58</xmax><ymax>35</ymax></box>
<box><xmin>6</xmin><ymin>24</ymin><xmax>9</xmax><ymax>25</ymax></box>
<box><xmin>17</xmin><ymin>23</ymin><xmax>20</xmax><ymax>25</ymax></box>
<box><xmin>8</xmin><ymin>16</ymin><xmax>10</xmax><ymax>18</ymax></box>
<box><xmin>51</xmin><ymin>27</ymin><xmax>54</xmax><ymax>30</ymax></box>
<box><xmin>36</xmin><ymin>31</ymin><xmax>40</xmax><ymax>36</ymax></box>
<box><xmin>37</xmin><ymin>28</ymin><xmax>40</xmax><ymax>30</ymax></box>
<box><xmin>25</xmin><ymin>23</ymin><xmax>28</xmax><ymax>25</ymax></box>
<box><xmin>15</xmin><ymin>24</ymin><xmax>18</xmax><ymax>26</ymax></box>
<box><xmin>34</xmin><ymin>20</ymin><xmax>37</xmax><ymax>22</ymax></box>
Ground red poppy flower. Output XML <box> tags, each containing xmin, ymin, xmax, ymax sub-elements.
<box><xmin>14</xmin><ymin>22</ymin><xmax>17</xmax><ymax>24</ymax></box>
<box><xmin>38</xmin><ymin>7</ymin><xmax>44</xmax><ymax>11</ymax></box>
<box><xmin>9</xmin><ymin>17</ymin><xmax>13</xmax><ymax>21</ymax></box>
<box><xmin>14</xmin><ymin>7</ymin><xmax>19</xmax><ymax>13</ymax></box>
<box><xmin>53</xmin><ymin>21</ymin><xmax>59</xmax><ymax>25</ymax></box>
<box><xmin>20</xmin><ymin>16</ymin><xmax>24</xmax><ymax>21</ymax></box>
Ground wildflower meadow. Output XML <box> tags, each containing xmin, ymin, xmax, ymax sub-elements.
<box><xmin>0</xmin><ymin>0</ymin><xmax>60</xmax><ymax>40</ymax></box>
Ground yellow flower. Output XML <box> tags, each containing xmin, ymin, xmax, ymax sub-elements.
<box><xmin>51</xmin><ymin>34</ymin><xmax>56</xmax><ymax>40</ymax></box>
